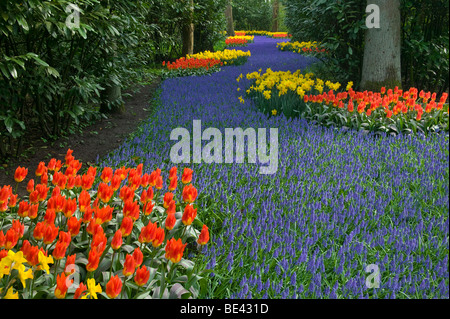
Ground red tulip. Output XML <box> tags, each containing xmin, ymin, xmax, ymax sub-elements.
<box><xmin>14</xmin><ymin>166</ymin><xmax>28</xmax><ymax>182</ymax></box>
<box><xmin>165</xmin><ymin>238</ymin><xmax>187</xmax><ymax>264</ymax></box>
<box><xmin>134</xmin><ymin>266</ymin><xmax>150</xmax><ymax>287</ymax></box>
<box><xmin>106</xmin><ymin>275</ymin><xmax>122</xmax><ymax>299</ymax></box>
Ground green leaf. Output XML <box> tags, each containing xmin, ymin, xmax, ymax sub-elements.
<box><xmin>4</xmin><ymin>117</ymin><xmax>13</xmax><ymax>133</ymax></box>
<box><xmin>169</xmin><ymin>283</ymin><xmax>190</xmax><ymax>299</ymax></box>
<box><xmin>16</xmin><ymin>15</ymin><xmax>29</xmax><ymax>31</ymax></box>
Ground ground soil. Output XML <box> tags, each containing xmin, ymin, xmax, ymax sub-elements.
<box><xmin>0</xmin><ymin>78</ymin><xmax>161</xmax><ymax>197</ymax></box>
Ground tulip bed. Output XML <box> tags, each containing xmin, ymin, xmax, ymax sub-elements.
<box><xmin>225</xmin><ymin>36</ymin><xmax>255</xmax><ymax>48</ymax></box>
<box><xmin>240</xmin><ymin>68</ymin><xmax>449</xmax><ymax>136</ymax></box>
<box><xmin>1</xmin><ymin>36</ymin><xmax>448</xmax><ymax>299</ymax></box>
<box><xmin>161</xmin><ymin>57</ymin><xmax>224</xmax><ymax>78</ymax></box>
<box><xmin>0</xmin><ymin>151</ymin><xmax>211</xmax><ymax>299</ymax></box>
<box><xmin>277</xmin><ymin>40</ymin><xmax>327</xmax><ymax>56</ymax></box>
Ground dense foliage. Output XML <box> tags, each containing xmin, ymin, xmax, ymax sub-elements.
<box><xmin>282</xmin><ymin>0</ymin><xmax>449</xmax><ymax>94</ymax></box>
<box><xmin>0</xmin><ymin>0</ymin><xmax>227</xmax><ymax>162</ymax></box>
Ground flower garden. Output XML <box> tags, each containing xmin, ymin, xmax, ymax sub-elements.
<box><xmin>0</xmin><ymin>35</ymin><xmax>449</xmax><ymax>300</ymax></box>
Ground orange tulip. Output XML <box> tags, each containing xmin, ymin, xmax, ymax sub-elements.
<box><xmin>143</xmin><ymin>201</ymin><xmax>154</xmax><ymax>216</ymax></box>
<box><xmin>197</xmin><ymin>224</ymin><xmax>210</xmax><ymax>245</ymax></box>
<box><xmin>48</xmin><ymin>194</ymin><xmax>66</xmax><ymax>213</ymax></box>
<box><xmin>182</xmin><ymin>168</ymin><xmax>193</xmax><ymax>184</ymax></box>
<box><xmin>4</xmin><ymin>228</ymin><xmax>19</xmax><ymax>250</ymax></box>
<box><xmin>98</xmin><ymin>183</ymin><xmax>114</xmax><ymax>203</ymax></box>
<box><xmin>18</xmin><ymin>201</ymin><xmax>30</xmax><ymax>218</ymax></box>
<box><xmin>52</xmin><ymin>240</ymin><xmax>69</xmax><ymax>260</ymax></box>
<box><xmin>74</xmin><ymin>282</ymin><xmax>87</xmax><ymax>299</ymax></box>
<box><xmin>165</xmin><ymin>238</ymin><xmax>187</xmax><ymax>264</ymax></box>
<box><xmin>67</xmin><ymin>216</ymin><xmax>81</xmax><ymax>237</ymax></box>
<box><xmin>111</xmin><ymin>174</ymin><xmax>122</xmax><ymax>191</ymax></box>
<box><xmin>106</xmin><ymin>275</ymin><xmax>122</xmax><ymax>299</ymax></box>
<box><xmin>123</xmin><ymin>199</ymin><xmax>140</xmax><ymax>221</ymax></box>
<box><xmin>33</xmin><ymin>222</ymin><xmax>45</xmax><ymax>241</ymax></box>
<box><xmin>81</xmin><ymin>173</ymin><xmax>95</xmax><ymax>190</ymax></box>
<box><xmin>26</xmin><ymin>179</ymin><xmax>35</xmax><ymax>193</ymax></box>
<box><xmin>101</xmin><ymin>167</ymin><xmax>113</xmax><ymax>183</ymax></box>
<box><xmin>111</xmin><ymin>230</ymin><xmax>123</xmax><ymax>250</ymax></box>
<box><xmin>134</xmin><ymin>266</ymin><xmax>150</xmax><ymax>287</ymax></box>
<box><xmin>66</xmin><ymin>175</ymin><xmax>76</xmax><ymax>190</ymax></box>
<box><xmin>14</xmin><ymin>166</ymin><xmax>28</xmax><ymax>182</ymax></box>
<box><xmin>0</xmin><ymin>186</ymin><xmax>10</xmax><ymax>208</ymax></box>
<box><xmin>65</xmin><ymin>149</ymin><xmax>74</xmax><ymax>166</ymax></box>
<box><xmin>163</xmin><ymin>192</ymin><xmax>174</xmax><ymax>209</ymax></box>
<box><xmin>91</xmin><ymin>230</ymin><xmax>107</xmax><ymax>255</ymax></box>
<box><xmin>138</xmin><ymin>221</ymin><xmax>156</xmax><ymax>244</ymax></box>
<box><xmin>151</xmin><ymin>227</ymin><xmax>165</xmax><ymax>248</ymax></box>
<box><xmin>7</xmin><ymin>194</ymin><xmax>17</xmax><ymax>208</ymax></box>
<box><xmin>119</xmin><ymin>186</ymin><xmax>134</xmax><ymax>202</ymax></box>
<box><xmin>86</xmin><ymin>247</ymin><xmax>101</xmax><ymax>272</ymax></box>
<box><xmin>140</xmin><ymin>173</ymin><xmax>150</xmax><ymax>188</ymax></box>
<box><xmin>120</xmin><ymin>216</ymin><xmax>134</xmax><ymax>237</ymax></box>
<box><xmin>169</xmin><ymin>166</ymin><xmax>177</xmax><ymax>180</ymax></box>
<box><xmin>64</xmin><ymin>254</ymin><xmax>76</xmax><ymax>276</ymax></box>
<box><xmin>35</xmin><ymin>162</ymin><xmax>47</xmax><ymax>177</ymax></box>
<box><xmin>63</xmin><ymin>198</ymin><xmax>77</xmax><ymax>218</ymax></box>
<box><xmin>182</xmin><ymin>204</ymin><xmax>197</xmax><ymax>226</ymax></box>
<box><xmin>165</xmin><ymin>212</ymin><xmax>176</xmax><ymax>230</ymax></box>
<box><xmin>48</xmin><ymin>158</ymin><xmax>62</xmax><ymax>172</ymax></box>
<box><xmin>122</xmin><ymin>254</ymin><xmax>136</xmax><ymax>277</ymax></box>
<box><xmin>43</xmin><ymin>223</ymin><xmax>59</xmax><ymax>245</ymax></box>
<box><xmin>182</xmin><ymin>184</ymin><xmax>198</xmax><ymax>203</ymax></box>
<box><xmin>140</xmin><ymin>189</ymin><xmax>150</xmax><ymax>204</ymax></box>
<box><xmin>29</xmin><ymin>190</ymin><xmax>39</xmax><ymax>204</ymax></box>
<box><xmin>155</xmin><ymin>176</ymin><xmax>163</xmax><ymax>190</ymax></box>
<box><xmin>94</xmin><ymin>205</ymin><xmax>113</xmax><ymax>225</ymax></box>
<box><xmin>55</xmin><ymin>272</ymin><xmax>72</xmax><ymax>299</ymax></box>
<box><xmin>132</xmin><ymin>247</ymin><xmax>143</xmax><ymax>267</ymax></box>
<box><xmin>78</xmin><ymin>190</ymin><xmax>91</xmax><ymax>213</ymax></box>
<box><xmin>35</xmin><ymin>184</ymin><xmax>49</xmax><ymax>201</ymax></box>
<box><xmin>28</xmin><ymin>204</ymin><xmax>38</xmax><ymax>219</ymax></box>
<box><xmin>78</xmin><ymin>208</ymin><xmax>91</xmax><ymax>225</ymax></box>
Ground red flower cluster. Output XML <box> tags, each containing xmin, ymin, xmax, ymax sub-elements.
<box><xmin>225</xmin><ymin>38</ymin><xmax>249</xmax><ymax>46</ymax></box>
<box><xmin>163</xmin><ymin>57</ymin><xmax>223</xmax><ymax>71</ymax></box>
<box><xmin>304</xmin><ymin>87</ymin><xmax>448</xmax><ymax>121</ymax></box>
<box><xmin>0</xmin><ymin>149</ymin><xmax>210</xmax><ymax>299</ymax></box>
<box><xmin>270</xmin><ymin>33</ymin><xmax>292</xmax><ymax>38</ymax></box>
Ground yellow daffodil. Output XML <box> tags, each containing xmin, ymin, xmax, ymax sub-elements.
<box><xmin>17</xmin><ymin>263</ymin><xmax>33</xmax><ymax>288</ymax></box>
<box><xmin>271</xmin><ymin>109</ymin><xmax>277</xmax><ymax>116</ymax></box>
<box><xmin>346</xmin><ymin>81</ymin><xmax>354</xmax><ymax>91</ymax></box>
<box><xmin>3</xmin><ymin>286</ymin><xmax>19</xmax><ymax>299</ymax></box>
<box><xmin>38</xmin><ymin>251</ymin><xmax>54</xmax><ymax>274</ymax></box>
<box><xmin>82</xmin><ymin>278</ymin><xmax>102</xmax><ymax>299</ymax></box>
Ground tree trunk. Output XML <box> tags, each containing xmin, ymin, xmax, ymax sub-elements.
<box><xmin>360</xmin><ymin>0</ymin><xmax>402</xmax><ymax>91</ymax></box>
<box><xmin>182</xmin><ymin>0</ymin><xmax>195</xmax><ymax>56</ymax></box>
<box><xmin>225</xmin><ymin>0</ymin><xmax>235</xmax><ymax>37</ymax></box>
<box><xmin>100</xmin><ymin>41</ymin><xmax>124</xmax><ymax>114</ymax></box>
<box><xmin>272</xmin><ymin>0</ymin><xmax>279</xmax><ymax>32</ymax></box>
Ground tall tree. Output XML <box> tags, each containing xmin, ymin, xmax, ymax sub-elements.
<box><xmin>271</xmin><ymin>0</ymin><xmax>279</xmax><ymax>32</ymax></box>
<box><xmin>360</xmin><ymin>0</ymin><xmax>402</xmax><ymax>90</ymax></box>
<box><xmin>182</xmin><ymin>0</ymin><xmax>195</xmax><ymax>56</ymax></box>
<box><xmin>225</xmin><ymin>0</ymin><xmax>235</xmax><ymax>36</ymax></box>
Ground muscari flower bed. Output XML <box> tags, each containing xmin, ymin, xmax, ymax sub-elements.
<box><xmin>1</xmin><ymin>36</ymin><xmax>448</xmax><ymax>299</ymax></box>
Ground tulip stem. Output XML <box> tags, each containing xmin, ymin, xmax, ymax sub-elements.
<box><xmin>109</xmin><ymin>250</ymin><xmax>117</xmax><ymax>279</ymax></box>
